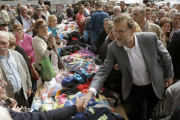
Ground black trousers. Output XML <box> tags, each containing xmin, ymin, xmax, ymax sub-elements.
<box><xmin>14</xmin><ymin>88</ymin><xmax>29</xmax><ymax>107</ymax></box>
<box><xmin>128</xmin><ymin>84</ymin><xmax>159</xmax><ymax>120</ymax></box>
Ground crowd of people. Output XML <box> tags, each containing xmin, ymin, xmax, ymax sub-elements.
<box><xmin>0</xmin><ymin>1</ymin><xmax>180</xmax><ymax>120</ymax></box>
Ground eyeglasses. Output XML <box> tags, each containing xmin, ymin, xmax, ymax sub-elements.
<box><xmin>15</xmin><ymin>28</ymin><xmax>23</xmax><ymax>31</ymax></box>
<box><xmin>112</xmin><ymin>28</ymin><xmax>130</xmax><ymax>35</ymax></box>
<box><xmin>0</xmin><ymin>41</ymin><xmax>8</xmax><ymax>46</ymax></box>
<box><xmin>38</xmin><ymin>25</ymin><xmax>48</xmax><ymax>29</ymax></box>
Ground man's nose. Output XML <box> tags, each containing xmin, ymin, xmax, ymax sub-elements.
<box><xmin>2</xmin><ymin>81</ymin><xmax>7</xmax><ymax>87</ymax></box>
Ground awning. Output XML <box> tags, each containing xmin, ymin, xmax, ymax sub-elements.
<box><xmin>51</xmin><ymin>0</ymin><xmax>81</xmax><ymax>4</ymax></box>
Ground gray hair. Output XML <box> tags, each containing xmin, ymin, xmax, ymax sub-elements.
<box><xmin>159</xmin><ymin>9</ymin><xmax>166</xmax><ymax>14</ymax></box>
<box><xmin>133</xmin><ymin>6</ymin><xmax>146</xmax><ymax>14</ymax></box>
<box><xmin>103</xmin><ymin>18</ymin><xmax>111</xmax><ymax>24</ymax></box>
<box><xmin>113</xmin><ymin>6</ymin><xmax>121</xmax><ymax>11</ymax></box>
<box><xmin>84</xmin><ymin>2</ymin><xmax>90</xmax><ymax>7</ymax></box>
<box><xmin>0</xmin><ymin>106</ymin><xmax>11</xmax><ymax>120</ymax></box>
<box><xmin>169</xmin><ymin>8</ymin><xmax>178</xmax><ymax>15</ymax></box>
<box><xmin>20</xmin><ymin>5</ymin><xmax>27</xmax><ymax>11</ymax></box>
<box><xmin>108</xmin><ymin>24</ymin><xmax>114</xmax><ymax>32</ymax></box>
<box><xmin>139</xmin><ymin>3</ymin><xmax>146</xmax><ymax>10</ymax></box>
<box><xmin>171</xmin><ymin>13</ymin><xmax>180</xmax><ymax>19</ymax></box>
<box><xmin>41</xmin><ymin>4</ymin><xmax>45</xmax><ymax>7</ymax></box>
<box><xmin>0</xmin><ymin>31</ymin><xmax>9</xmax><ymax>40</ymax></box>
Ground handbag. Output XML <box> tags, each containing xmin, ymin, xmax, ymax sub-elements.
<box><xmin>152</xmin><ymin>97</ymin><xmax>167</xmax><ymax>120</ymax></box>
<box><xmin>41</xmin><ymin>56</ymin><xmax>56</xmax><ymax>81</ymax></box>
<box><xmin>30</xmin><ymin>62</ymin><xmax>39</xmax><ymax>81</ymax></box>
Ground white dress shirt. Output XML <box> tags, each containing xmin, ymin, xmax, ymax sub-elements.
<box><xmin>14</xmin><ymin>15</ymin><xmax>35</xmax><ymax>36</ymax></box>
<box><xmin>90</xmin><ymin>34</ymin><xmax>151</xmax><ymax>96</ymax></box>
<box><xmin>0</xmin><ymin>50</ymin><xmax>22</xmax><ymax>93</ymax></box>
<box><xmin>123</xmin><ymin>35</ymin><xmax>151</xmax><ymax>86</ymax></box>
<box><xmin>84</xmin><ymin>8</ymin><xmax>90</xmax><ymax>16</ymax></box>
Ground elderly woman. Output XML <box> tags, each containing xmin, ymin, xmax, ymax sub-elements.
<box><xmin>48</xmin><ymin>15</ymin><xmax>66</xmax><ymax>55</ymax></box>
<box><xmin>8</xmin><ymin>32</ymin><xmax>30</xmax><ymax>71</ymax></box>
<box><xmin>159</xmin><ymin>17</ymin><xmax>172</xmax><ymax>47</ymax></box>
<box><xmin>32</xmin><ymin>19</ymin><xmax>65</xmax><ymax>75</ymax></box>
<box><xmin>96</xmin><ymin>18</ymin><xmax>112</xmax><ymax>55</ymax></box>
<box><xmin>13</xmin><ymin>23</ymin><xmax>35</xmax><ymax>64</ymax></box>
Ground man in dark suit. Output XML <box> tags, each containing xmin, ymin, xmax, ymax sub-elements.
<box><xmin>168</xmin><ymin>30</ymin><xmax>180</xmax><ymax>80</ymax></box>
<box><xmin>81</xmin><ymin>14</ymin><xmax>174</xmax><ymax>120</ymax></box>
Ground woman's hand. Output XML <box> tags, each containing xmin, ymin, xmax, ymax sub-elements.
<box><xmin>61</xmin><ymin>39</ymin><xmax>67</xmax><ymax>45</ymax></box>
<box><xmin>27</xmin><ymin>90</ymin><xmax>32</xmax><ymax>98</ymax></box>
<box><xmin>27</xmin><ymin>56</ymin><xmax>31</xmax><ymax>60</ymax></box>
<box><xmin>48</xmin><ymin>34</ymin><xmax>55</xmax><ymax>48</ymax></box>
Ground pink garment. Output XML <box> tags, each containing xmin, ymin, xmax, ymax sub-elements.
<box><xmin>15</xmin><ymin>34</ymin><xmax>35</xmax><ymax>63</ymax></box>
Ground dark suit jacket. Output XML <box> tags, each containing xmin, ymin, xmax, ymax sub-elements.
<box><xmin>96</xmin><ymin>29</ymin><xmax>108</xmax><ymax>55</ymax></box>
<box><xmin>168</xmin><ymin>30</ymin><xmax>180</xmax><ymax>78</ymax></box>
<box><xmin>100</xmin><ymin>37</ymin><xmax>112</xmax><ymax>63</ymax></box>
<box><xmin>90</xmin><ymin>32</ymin><xmax>174</xmax><ymax>100</ymax></box>
<box><xmin>10</xmin><ymin>105</ymin><xmax>77</xmax><ymax>120</ymax></box>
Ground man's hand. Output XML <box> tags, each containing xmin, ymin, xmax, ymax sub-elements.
<box><xmin>80</xmin><ymin>91</ymin><xmax>94</xmax><ymax>110</ymax></box>
<box><xmin>27</xmin><ymin>90</ymin><xmax>31</xmax><ymax>98</ymax></box>
<box><xmin>114</xmin><ymin>64</ymin><xmax>119</xmax><ymax>70</ymax></box>
<box><xmin>26</xmin><ymin>15</ymin><xmax>31</xmax><ymax>20</ymax></box>
<box><xmin>8</xmin><ymin>98</ymin><xmax>17</xmax><ymax>108</ymax></box>
<box><xmin>11</xmin><ymin>104</ymin><xmax>22</xmax><ymax>113</ymax></box>
<box><xmin>165</xmin><ymin>78</ymin><xmax>173</xmax><ymax>87</ymax></box>
<box><xmin>75</xmin><ymin>96</ymin><xmax>85</xmax><ymax>112</ymax></box>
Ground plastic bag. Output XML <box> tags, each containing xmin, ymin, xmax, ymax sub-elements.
<box><xmin>41</xmin><ymin>56</ymin><xmax>55</xmax><ymax>81</ymax></box>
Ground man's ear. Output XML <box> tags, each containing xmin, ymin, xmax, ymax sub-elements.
<box><xmin>131</xmin><ymin>26</ymin><xmax>136</xmax><ymax>33</ymax></box>
<box><xmin>143</xmin><ymin>13</ymin><xmax>146</xmax><ymax>17</ymax></box>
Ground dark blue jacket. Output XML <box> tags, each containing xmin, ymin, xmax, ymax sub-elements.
<box><xmin>10</xmin><ymin>105</ymin><xmax>77</xmax><ymax>120</ymax></box>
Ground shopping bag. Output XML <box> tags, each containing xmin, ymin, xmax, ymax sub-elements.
<box><xmin>41</xmin><ymin>56</ymin><xmax>55</xmax><ymax>81</ymax></box>
<box><xmin>30</xmin><ymin>62</ymin><xmax>39</xmax><ymax>81</ymax></box>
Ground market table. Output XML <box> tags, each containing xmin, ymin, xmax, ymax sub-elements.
<box><xmin>35</xmin><ymin>84</ymin><xmax>129</xmax><ymax>120</ymax></box>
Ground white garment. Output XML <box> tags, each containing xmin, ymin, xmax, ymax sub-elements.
<box><xmin>0</xmin><ymin>10</ymin><xmax>10</xmax><ymax>22</ymax></box>
<box><xmin>14</xmin><ymin>15</ymin><xmax>35</xmax><ymax>36</ymax></box>
<box><xmin>123</xmin><ymin>35</ymin><xmax>151</xmax><ymax>86</ymax></box>
<box><xmin>84</xmin><ymin>8</ymin><xmax>90</xmax><ymax>16</ymax></box>
<box><xmin>89</xmin><ymin>34</ymin><xmax>151</xmax><ymax>96</ymax></box>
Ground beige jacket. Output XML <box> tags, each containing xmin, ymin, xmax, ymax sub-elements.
<box><xmin>32</xmin><ymin>35</ymin><xmax>63</xmax><ymax>71</ymax></box>
<box><xmin>0</xmin><ymin>10</ymin><xmax>10</xmax><ymax>23</ymax></box>
<box><xmin>0</xmin><ymin>50</ymin><xmax>32</xmax><ymax>100</ymax></box>
<box><xmin>146</xmin><ymin>22</ymin><xmax>166</xmax><ymax>47</ymax></box>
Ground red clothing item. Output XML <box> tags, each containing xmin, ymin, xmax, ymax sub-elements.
<box><xmin>76</xmin><ymin>12</ymin><xmax>85</xmax><ymax>35</ymax></box>
<box><xmin>15</xmin><ymin>34</ymin><xmax>35</xmax><ymax>64</ymax></box>
<box><xmin>76</xmin><ymin>80</ymin><xmax>92</xmax><ymax>91</ymax></box>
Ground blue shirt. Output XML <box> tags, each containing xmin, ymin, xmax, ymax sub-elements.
<box><xmin>0</xmin><ymin>50</ymin><xmax>22</xmax><ymax>93</ymax></box>
<box><xmin>48</xmin><ymin>26</ymin><xmax>63</xmax><ymax>55</ymax></box>
<box><xmin>89</xmin><ymin>10</ymin><xmax>109</xmax><ymax>41</ymax></box>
